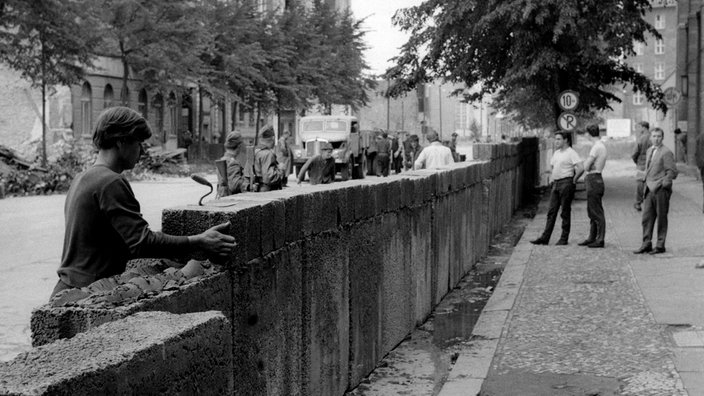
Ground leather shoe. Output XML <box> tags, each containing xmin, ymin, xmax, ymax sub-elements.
<box><xmin>649</xmin><ymin>247</ymin><xmax>666</xmax><ymax>255</ymax></box>
<box><xmin>587</xmin><ymin>241</ymin><xmax>604</xmax><ymax>248</ymax></box>
<box><xmin>634</xmin><ymin>203</ymin><xmax>642</xmax><ymax>211</ymax></box>
<box><xmin>530</xmin><ymin>237</ymin><xmax>549</xmax><ymax>245</ymax></box>
<box><xmin>633</xmin><ymin>245</ymin><xmax>652</xmax><ymax>254</ymax></box>
<box><xmin>555</xmin><ymin>239</ymin><xmax>568</xmax><ymax>246</ymax></box>
<box><xmin>578</xmin><ymin>239</ymin><xmax>595</xmax><ymax>246</ymax></box>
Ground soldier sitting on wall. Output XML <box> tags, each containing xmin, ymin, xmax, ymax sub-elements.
<box><xmin>216</xmin><ymin>131</ymin><xmax>248</xmax><ymax>197</ymax></box>
<box><xmin>253</xmin><ymin>126</ymin><xmax>286</xmax><ymax>192</ymax></box>
<box><xmin>51</xmin><ymin>107</ymin><xmax>236</xmax><ymax>298</ymax></box>
<box><xmin>296</xmin><ymin>142</ymin><xmax>336</xmax><ymax>185</ymax></box>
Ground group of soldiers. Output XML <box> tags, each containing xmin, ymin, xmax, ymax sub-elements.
<box><xmin>216</xmin><ymin>127</ymin><xmax>460</xmax><ymax>197</ymax></box>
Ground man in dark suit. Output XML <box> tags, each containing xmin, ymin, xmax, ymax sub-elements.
<box><xmin>634</xmin><ymin>127</ymin><xmax>678</xmax><ymax>255</ymax></box>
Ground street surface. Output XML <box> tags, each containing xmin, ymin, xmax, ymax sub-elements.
<box><xmin>0</xmin><ymin>175</ymin><xmax>222</xmax><ymax>361</ymax></box>
<box><xmin>440</xmin><ymin>159</ymin><xmax>704</xmax><ymax>395</ymax></box>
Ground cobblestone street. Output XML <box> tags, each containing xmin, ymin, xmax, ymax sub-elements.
<box><xmin>474</xmin><ymin>159</ymin><xmax>704</xmax><ymax>395</ymax></box>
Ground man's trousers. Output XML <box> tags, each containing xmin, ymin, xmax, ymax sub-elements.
<box><xmin>541</xmin><ymin>177</ymin><xmax>575</xmax><ymax>241</ymax></box>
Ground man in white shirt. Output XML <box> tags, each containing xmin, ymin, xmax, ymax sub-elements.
<box><xmin>414</xmin><ymin>131</ymin><xmax>454</xmax><ymax>170</ymax></box>
<box><xmin>531</xmin><ymin>132</ymin><xmax>584</xmax><ymax>245</ymax></box>
<box><xmin>578</xmin><ymin>125</ymin><xmax>607</xmax><ymax>248</ymax></box>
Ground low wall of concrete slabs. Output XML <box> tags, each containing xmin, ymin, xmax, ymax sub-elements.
<box><xmin>12</xmin><ymin>138</ymin><xmax>540</xmax><ymax>395</ymax></box>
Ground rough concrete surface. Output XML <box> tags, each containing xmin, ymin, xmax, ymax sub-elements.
<box><xmin>0</xmin><ymin>311</ymin><xmax>232</xmax><ymax>395</ymax></box>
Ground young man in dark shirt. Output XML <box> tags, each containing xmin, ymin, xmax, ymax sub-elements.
<box><xmin>296</xmin><ymin>142</ymin><xmax>336</xmax><ymax>185</ymax></box>
<box><xmin>52</xmin><ymin>107</ymin><xmax>236</xmax><ymax>297</ymax></box>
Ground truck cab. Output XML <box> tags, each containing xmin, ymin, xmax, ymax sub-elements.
<box><xmin>291</xmin><ymin>115</ymin><xmax>366</xmax><ymax>180</ymax></box>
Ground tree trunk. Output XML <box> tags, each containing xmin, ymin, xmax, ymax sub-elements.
<box><xmin>254</xmin><ymin>101</ymin><xmax>261</xmax><ymax>147</ymax></box>
<box><xmin>120</xmin><ymin>42</ymin><xmax>129</xmax><ymax>105</ymax></box>
<box><xmin>40</xmin><ymin>39</ymin><xmax>47</xmax><ymax>167</ymax></box>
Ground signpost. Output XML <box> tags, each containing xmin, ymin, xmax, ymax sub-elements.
<box><xmin>557</xmin><ymin>112</ymin><xmax>577</xmax><ymax>131</ymax></box>
<box><xmin>557</xmin><ymin>90</ymin><xmax>579</xmax><ymax>112</ymax></box>
<box><xmin>662</xmin><ymin>87</ymin><xmax>682</xmax><ymax>107</ymax></box>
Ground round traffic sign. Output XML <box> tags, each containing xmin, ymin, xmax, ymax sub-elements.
<box><xmin>662</xmin><ymin>87</ymin><xmax>682</xmax><ymax>107</ymax></box>
<box><xmin>558</xmin><ymin>112</ymin><xmax>578</xmax><ymax>131</ymax></box>
<box><xmin>558</xmin><ymin>90</ymin><xmax>579</xmax><ymax>111</ymax></box>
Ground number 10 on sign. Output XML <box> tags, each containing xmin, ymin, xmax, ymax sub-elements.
<box><xmin>558</xmin><ymin>90</ymin><xmax>579</xmax><ymax>111</ymax></box>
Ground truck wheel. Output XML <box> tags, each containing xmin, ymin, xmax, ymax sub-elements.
<box><xmin>340</xmin><ymin>158</ymin><xmax>353</xmax><ymax>181</ymax></box>
<box><xmin>352</xmin><ymin>155</ymin><xmax>366</xmax><ymax>179</ymax></box>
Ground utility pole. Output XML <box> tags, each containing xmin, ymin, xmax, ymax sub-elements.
<box><xmin>386</xmin><ymin>79</ymin><xmax>391</xmax><ymax>131</ymax></box>
<box><xmin>438</xmin><ymin>84</ymin><xmax>443</xmax><ymax>139</ymax></box>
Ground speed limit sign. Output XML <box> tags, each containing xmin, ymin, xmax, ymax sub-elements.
<box><xmin>558</xmin><ymin>90</ymin><xmax>579</xmax><ymax>111</ymax></box>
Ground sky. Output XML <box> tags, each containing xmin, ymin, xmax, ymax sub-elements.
<box><xmin>350</xmin><ymin>1</ymin><xmax>424</xmax><ymax>76</ymax></box>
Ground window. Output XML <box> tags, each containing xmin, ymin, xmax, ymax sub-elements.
<box><xmin>634</xmin><ymin>42</ymin><xmax>643</xmax><ymax>55</ymax></box>
<box><xmin>80</xmin><ymin>82</ymin><xmax>92</xmax><ymax>136</ymax></box>
<box><xmin>655</xmin><ymin>63</ymin><xmax>664</xmax><ymax>80</ymax></box>
<box><xmin>138</xmin><ymin>89</ymin><xmax>148</xmax><ymax>117</ymax></box>
<box><xmin>633</xmin><ymin>92</ymin><xmax>644</xmax><ymax>105</ymax></box>
<box><xmin>655</xmin><ymin>14</ymin><xmax>665</xmax><ymax>29</ymax></box>
<box><xmin>634</xmin><ymin>63</ymin><xmax>643</xmax><ymax>73</ymax></box>
<box><xmin>103</xmin><ymin>84</ymin><xmax>114</xmax><ymax>109</ymax></box>
<box><xmin>655</xmin><ymin>39</ymin><xmax>664</xmax><ymax>55</ymax></box>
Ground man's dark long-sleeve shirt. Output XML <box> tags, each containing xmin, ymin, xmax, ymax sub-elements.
<box><xmin>58</xmin><ymin>165</ymin><xmax>189</xmax><ymax>288</ymax></box>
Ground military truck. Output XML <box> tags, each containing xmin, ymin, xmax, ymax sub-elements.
<box><xmin>291</xmin><ymin>115</ymin><xmax>366</xmax><ymax>180</ymax></box>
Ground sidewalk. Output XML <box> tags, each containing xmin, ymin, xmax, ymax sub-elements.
<box><xmin>440</xmin><ymin>159</ymin><xmax>704</xmax><ymax>396</ymax></box>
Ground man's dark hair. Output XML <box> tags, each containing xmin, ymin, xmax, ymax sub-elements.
<box><xmin>554</xmin><ymin>131</ymin><xmax>572</xmax><ymax>146</ymax></box>
<box><xmin>639</xmin><ymin>121</ymin><xmax>650</xmax><ymax>129</ymax></box>
<box><xmin>651</xmin><ymin>127</ymin><xmax>664</xmax><ymax>136</ymax></box>
<box><xmin>92</xmin><ymin>106</ymin><xmax>152</xmax><ymax>150</ymax></box>
<box><xmin>586</xmin><ymin>124</ymin><xmax>600</xmax><ymax>137</ymax></box>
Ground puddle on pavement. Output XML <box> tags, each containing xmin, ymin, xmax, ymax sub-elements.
<box><xmin>432</xmin><ymin>269</ymin><xmax>501</xmax><ymax>349</ymax></box>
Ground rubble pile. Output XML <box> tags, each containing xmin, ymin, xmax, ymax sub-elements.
<box><xmin>49</xmin><ymin>259</ymin><xmax>219</xmax><ymax>309</ymax></box>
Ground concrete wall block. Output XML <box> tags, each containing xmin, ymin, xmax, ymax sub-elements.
<box><xmin>437</xmin><ymin>169</ymin><xmax>453</xmax><ymax>196</ymax></box>
<box><xmin>302</xmin><ymin>232</ymin><xmax>350</xmax><ymax>396</ymax></box>
<box><xmin>386</xmin><ymin>180</ymin><xmax>402</xmax><ymax>212</ymax></box>
<box><xmin>432</xmin><ymin>197</ymin><xmax>451</xmax><ymax>304</ymax></box>
<box><xmin>399</xmin><ymin>178</ymin><xmax>416</xmax><ymax>208</ymax></box>
<box><xmin>357</xmin><ymin>185</ymin><xmax>376</xmax><ymax>220</ymax></box>
<box><xmin>161</xmin><ymin>208</ymin><xmax>184</xmax><ymax>235</ymax></box>
<box><xmin>5</xmin><ymin>311</ymin><xmax>233</xmax><ymax>396</ymax></box>
<box><xmin>379</xmin><ymin>213</ymin><xmax>414</xmax><ymax>356</ymax></box>
<box><xmin>347</xmin><ymin>218</ymin><xmax>384</xmax><ymax>388</ymax></box>
<box><xmin>374</xmin><ymin>181</ymin><xmax>390</xmax><ymax>214</ymax></box>
<box><xmin>407</xmin><ymin>206</ymin><xmax>433</xmax><ymax>324</ymax></box>
<box><xmin>285</xmin><ymin>194</ymin><xmax>304</xmax><ymax>243</ymax></box>
<box><xmin>31</xmin><ymin>271</ymin><xmax>233</xmax><ymax>347</ymax></box>
<box><xmin>302</xmin><ymin>191</ymin><xmax>338</xmax><ymax>236</ymax></box>
<box><xmin>231</xmin><ymin>247</ymin><xmax>303</xmax><ymax>396</ymax></box>
<box><xmin>335</xmin><ymin>187</ymin><xmax>352</xmax><ymax>225</ymax></box>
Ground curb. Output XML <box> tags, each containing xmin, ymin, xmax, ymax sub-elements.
<box><xmin>437</xmin><ymin>237</ymin><xmax>534</xmax><ymax>396</ymax></box>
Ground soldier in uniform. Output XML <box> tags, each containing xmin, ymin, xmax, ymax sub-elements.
<box><xmin>275</xmin><ymin>130</ymin><xmax>293</xmax><ymax>187</ymax></box>
<box><xmin>254</xmin><ymin>127</ymin><xmax>286</xmax><ymax>192</ymax></box>
<box><xmin>217</xmin><ymin>131</ymin><xmax>247</xmax><ymax>197</ymax></box>
<box><xmin>404</xmin><ymin>134</ymin><xmax>422</xmax><ymax>170</ymax></box>
<box><xmin>296</xmin><ymin>142</ymin><xmax>336</xmax><ymax>185</ymax></box>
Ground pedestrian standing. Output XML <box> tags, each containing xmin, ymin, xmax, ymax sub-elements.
<box><xmin>53</xmin><ymin>107</ymin><xmax>236</xmax><ymax>298</ymax></box>
<box><xmin>449</xmin><ymin>132</ymin><xmax>460</xmax><ymax>162</ymax></box>
<box><xmin>633</xmin><ymin>127</ymin><xmax>677</xmax><ymax>255</ymax></box>
<box><xmin>631</xmin><ymin>121</ymin><xmax>652</xmax><ymax>211</ymax></box>
<box><xmin>296</xmin><ymin>142</ymin><xmax>336</xmax><ymax>185</ymax></box>
<box><xmin>375</xmin><ymin>132</ymin><xmax>391</xmax><ymax>177</ymax></box>
<box><xmin>531</xmin><ymin>132</ymin><xmax>584</xmax><ymax>246</ymax></box>
<box><xmin>578</xmin><ymin>125</ymin><xmax>607</xmax><ymax>248</ymax></box>
<box><xmin>404</xmin><ymin>134</ymin><xmax>423</xmax><ymax>170</ymax></box>
<box><xmin>275</xmin><ymin>130</ymin><xmax>293</xmax><ymax>187</ymax></box>
<box><xmin>696</xmin><ymin>131</ymin><xmax>704</xmax><ymax>213</ymax></box>
<box><xmin>414</xmin><ymin>131</ymin><xmax>454</xmax><ymax>169</ymax></box>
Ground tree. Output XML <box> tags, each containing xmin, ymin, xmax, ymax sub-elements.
<box><xmin>92</xmin><ymin>0</ymin><xmax>211</xmax><ymax>102</ymax></box>
<box><xmin>386</xmin><ymin>0</ymin><xmax>667</xmax><ymax>129</ymax></box>
<box><xmin>0</xmin><ymin>0</ymin><xmax>99</xmax><ymax>165</ymax></box>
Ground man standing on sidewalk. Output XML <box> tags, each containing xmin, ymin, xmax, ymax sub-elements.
<box><xmin>578</xmin><ymin>125</ymin><xmax>607</xmax><ymax>248</ymax></box>
<box><xmin>634</xmin><ymin>127</ymin><xmax>677</xmax><ymax>255</ymax></box>
<box><xmin>631</xmin><ymin>121</ymin><xmax>651</xmax><ymax>211</ymax></box>
<box><xmin>531</xmin><ymin>132</ymin><xmax>584</xmax><ymax>246</ymax></box>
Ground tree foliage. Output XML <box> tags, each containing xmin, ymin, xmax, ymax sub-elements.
<box><xmin>93</xmin><ymin>0</ymin><xmax>211</xmax><ymax>101</ymax></box>
<box><xmin>386</xmin><ymin>0</ymin><xmax>667</xmax><ymax>128</ymax></box>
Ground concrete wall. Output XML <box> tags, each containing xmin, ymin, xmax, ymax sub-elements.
<box><xmin>1</xmin><ymin>311</ymin><xmax>232</xmax><ymax>395</ymax></box>
<box><xmin>17</xmin><ymin>138</ymin><xmax>539</xmax><ymax>395</ymax></box>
